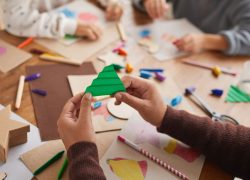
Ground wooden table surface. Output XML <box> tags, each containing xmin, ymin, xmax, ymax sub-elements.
<box><xmin>1</xmin><ymin>1</ymin><xmax>249</xmax><ymax>179</ymax></box>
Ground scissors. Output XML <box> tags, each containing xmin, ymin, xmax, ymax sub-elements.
<box><xmin>185</xmin><ymin>87</ymin><xmax>239</xmax><ymax>125</ymax></box>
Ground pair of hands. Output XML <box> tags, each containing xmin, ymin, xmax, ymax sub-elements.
<box><xmin>75</xmin><ymin>3</ymin><xmax>123</xmax><ymax>40</ymax></box>
<box><xmin>57</xmin><ymin>76</ymin><xmax>167</xmax><ymax>150</ymax></box>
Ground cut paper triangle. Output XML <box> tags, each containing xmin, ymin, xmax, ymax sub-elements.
<box><xmin>85</xmin><ymin>65</ymin><xmax>126</xmax><ymax>96</ymax></box>
<box><xmin>226</xmin><ymin>85</ymin><xmax>250</xmax><ymax>102</ymax></box>
<box><xmin>107</xmin><ymin>158</ymin><xmax>147</xmax><ymax>180</ymax></box>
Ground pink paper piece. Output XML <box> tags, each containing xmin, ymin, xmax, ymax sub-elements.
<box><xmin>93</xmin><ymin>100</ymin><xmax>114</xmax><ymax>121</ymax></box>
<box><xmin>134</xmin><ymin>122</ymin><xmax>161</xmax><ymax>148</ymax></box>
<box><xmin>78</xmin><ymin>12</ymin><xmax>98</xmax><ymax>23</ymax></box>
<box><xmin>174</xmin><ymin>143</ymin><xmax>201</xmax><ymax>163</ymax></box>
<box><xmin>0</xmin><ymin>47</ymin><xmax>7</xmax><ymax>55</ymax></box>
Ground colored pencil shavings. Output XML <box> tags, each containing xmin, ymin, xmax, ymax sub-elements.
<box><xmin>125</xmin><ymin>63</ymin><xmax>133</xmax><ymax>73</ymax></box>
<box><xmin>32</xmin><ymin>89</ymin><xmax>47</xmax><ymax>96</ymax></box>
<box><xmin>212</xmin><ymin>66</ymin><xmax>222</xmax><ymax>77</ymax></box>
<box><xmin>155</xmin><ymin>72</ymin><xmax>166</xmax><ymax>82</ymax></box>
<box><xmin>85</xmin><ymin>65</ymin><xmax>126</xmax><ymax>97</ymax></box>
<box><xmin>211</xmin><ymin>89</ymin><xmax>224</xmax><ymax>97</ymax></box>
<box><xmin>185</xmin><ymin>86</ymin><xmax>196</xmax><ymax>95</ymax></box>
<box><xmin>226</xmin><ymin>85</ymin><xmax>250</xmax><ymax>102</ymax></box>
<box><xmin>91</xmin><ymin>101</ymin><xmax>102</xmax><ymax>110</ymax></box>
<box><xmin>170</xmin><ymin>95</ymin><xmax>182</xmax><ymax>107</ymax></box>
<box><xmin>25</xmin><ymin>73</ymin><xmax>41</xmax><ymax>82</ymax></box>
<box><xmin>140</xmin><ymin>70</ymin><xmax>152</xmax><ymax>79</ymax></box>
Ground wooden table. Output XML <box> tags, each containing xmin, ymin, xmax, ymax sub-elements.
<box><xmin>1</xmin><ymin>1</ymin><xmax>249</xmax><ymax>179</ymax></box>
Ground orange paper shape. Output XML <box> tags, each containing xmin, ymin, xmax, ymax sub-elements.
<box><xmin>0</xmin><ymin>106</ymin><xmax>30</xmax><ymax>162</ymax></box>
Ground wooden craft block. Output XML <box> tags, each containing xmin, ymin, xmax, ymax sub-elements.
<box><xmin>20</xmin><ymin>140</ymin><xmax>68</xmax><ymax>180</ymax></box>
<box><xmin>0</xmin><ymin>106</ymin><xmax>30</xmax><ymax>163</ymax></box>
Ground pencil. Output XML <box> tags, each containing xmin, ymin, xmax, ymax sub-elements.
<box><xmin>117</xmin><ymin>135</ymin><xmax>189</xmax><ymax>180</ymax></box>
<box><xmin>15</xmin><ymin>75</ymin><xmax>25</xmax><ymax>109</ymax></box>
<box><xmin>17</xmin><ymin>37</ymin><xmax>33</xmax><ymax>49</ymax></box>
<box><xmin>57</xmin><ymin>158</ymin><xmax>68</xmax><ymax>180</ymax></box>
<box><xmin>39</xmin><ymin>53</ymin><xmax>81</xmax><ymax>66</ymax></box>
<box><xmin>116</xmin><ymin>22</ymin><xmax>127</xmax><ymax>42</ymax></box>
<box><xmin>182</xmin><ymin>59</ymin><xmax>237</xmax><ymax>76</ymax></box>
<box><xmin>33</xmin><ymin>150</ymin><xmax>64</xmax><ymax>176</ymax></box>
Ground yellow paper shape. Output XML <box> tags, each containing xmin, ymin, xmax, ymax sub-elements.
<box><xmin>164</xmin><ymin>139</ymin><xmax>177</xmax><ymax>154</ymax></box>
<box><xmin>108</xmin><ymin>159</ymin><xmax>144</xmax><ymax>180</ymax></box>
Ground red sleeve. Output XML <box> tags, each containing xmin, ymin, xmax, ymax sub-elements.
<box><xmin>67</xmin><ymin>142</ymin><xmax>106</xmax><ymax>180</ymax></box>
<box><xmin>158</xmin><ymin>106</ymin><xmax>250</xmax><ymax>179</ymax></box>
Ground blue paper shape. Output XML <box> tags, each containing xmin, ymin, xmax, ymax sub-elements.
<box><xmin>171</xmin><ymin>95</ymin><xmax>182</xmax><ymax>107</ymax></box>
<box><xmin>59</xmin><ymin>8</ymin><xmax>76</xmax><ymax>19</ymax></box>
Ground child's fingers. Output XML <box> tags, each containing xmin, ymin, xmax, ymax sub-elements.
<box><xmin>61</xmin><ymin>93</ymin><xmax>84</xmax><ymax>115</ymax></box>
<box><xmin>90</xmin><ymin>25</ymin><xmax>102</xmax><ymax>38</ymax></box>
<box><xmin>85</xmin><ymin>28</ymin><xmax>97</xmax><ymax>40</ymax></box>
<box><xmin>78</xmin><ymin>93</ymin><xmax>92</xmax><ymax>125</ymax></box>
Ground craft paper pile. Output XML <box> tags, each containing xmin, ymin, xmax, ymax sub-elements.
<box><xmin>226</xmin><ymin>85</ymin><xmax>250</xmax><ymax>102</ymax></box>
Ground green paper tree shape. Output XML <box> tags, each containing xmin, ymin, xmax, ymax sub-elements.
<box><xmin>85</xmin><ymin>65</ymin><xmax>126</xmax><ymax>96</ymax></box>
<box><xmin>226</xmin><ymin>85</ymin><xmax>250</xmax><ymax>102</ymax></box>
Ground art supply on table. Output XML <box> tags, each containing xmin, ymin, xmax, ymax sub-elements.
<box><xmin>212</xmin><ymin>66</ymin><xmax>222</xmax><ymax>77</ymax></box>
<box><xmin>226</xmin><ymin>85</ymin><xmax>250</xmax><ymax>103</ymax></box>
<box><xmin>112</xmin><ymin>42</ymin><xmax>126</xmax><ymax>53</ymax></box>
<box><xmin>116</xmin><ymin>22</ymin><xmax>127</xmax><ymax>42</ymax></box>
<box><xmin>170</xmin><ymin>95</ymin><xmax>182</xmax><ymax>107</ymax></box>
<box><xmin>182</xmin><ymin>59</ymin><xmax>237</xmax><ymax>76</ymax></box>
<box><xmin>117</xmin><ymin>48</ymin><xmax>127</xmax><ymax>57</ymax></box>
<box><xmin>237</xmin><ymin>61</ymin><xmax>250</xmax><ymax>94</ymax></box>
<box><xmin>39</xmin><ymin>53</ymin><xmax>81</xmax><ymax>66</ymax></box>
<box><xmin>140</xmin><ymin>68</ymin><xmax>164</xmax><ymax>73</ymax></box>
<box><xmin>138</xmin><ymin>38</ymin><xmax>159</xmax><ymax>54</ymax></box>
<box><xmin>96</xmin><ymin>128</ymin><xmax>122</xmax><ymax>134</ymax></box>
<box><xmin>85</xmin><ymin>65</ymin><xmax>126</xmax><ymax>97</ymax></box>
<box><xmin>0</xmin><ymin>39</ymin><xmax>32</xmax><ymax>73</ymax></box>
<box><xmin>211</xmin><ymin>89</ymin><xmax>223</xmax><ymax>97</ymax></box>
<box><xmin>0</xmin><ymin>106</ymin><xmax>30</xmax><ymax>163</ymax></box>
<box><xmin>125</xmin><ymin>63</ymin><xmax>133</xmax><ymax>73</ymax></box>
<box><xmin>107</xmin><ymin>98</ymin><xmax>134</xmax><ymax>120</ymax></box>
<box><xmin>33</xmin><ymin>151</ymin><xmax>64</xmax><ymax>176</ymax></box>
<box><xmin>25</xmin><ymin>73</ymin><xmax>41</xmax><ymax>81</ymax></box>
<box><xmin>140</xmin><ymin>29</ymin><xmax>151</xmax><ymax>38</ymax></box>
<box><xmin>154</xmin><ymin>72</ymin><xmax>166</xmax><ymax>82</ymax></box>
<box><xmin>117</xmin><ymin>135</ymin><xmax>189</xmax><ymax>180</ymax></box>
<box><xmin>185</xmin><ymin>87</ymin><xmax>239</xmax><ymax>125</ymax></box>
<box><xmin>91</xmin><ymin>101</ymin><xmax>102</xmax><ymax>110</ymax></box>
<box><xmin>140</xmin><ymin>70</ymin><xmax>152</xmax><ymax>79</ymax></box>
<box><xmin>57</xmin><ymin>158</ymin><xmax>68</xmax><ymax>180</ymax></box>
<box><xmin>17</xmin><ymin>37</ymin><xmax>33</xmax><ymax>49</ymax></box>
<box><xmin>32</xmin><ymin>89</ymin><xmax>47</xmax><ymax>96</ymax></box>
<box><xmin>15</xmin><ymin>75</ymin><xmax>25</xmax><ymax>109</ymax></box>
<box><xmin>0</xmin><ymin>172</ymin><xmax>7</xmax><ymax>179</ymax></box>
<box><xmin>27</xmin><ymin>62</ymin><xmax>96</xmax><ymax>141</ymax></box>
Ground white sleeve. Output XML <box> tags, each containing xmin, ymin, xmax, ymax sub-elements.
<box><xmin>3</xmin><ymin>0</ymin><xmax>77</xmax><ymax>38</ymax></box>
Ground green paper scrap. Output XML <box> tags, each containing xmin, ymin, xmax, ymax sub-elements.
<box><xmin>112</xmin><ymin>64</ymin><xmax>124</xmax><ymax>71</ymax></box>
<box><xmin>64</xmin><ymin>34</ymin><xmax>77</xmax><ymax>40</ymax></box>
<box><xmin>226</xmin><ymin>85</ymin><xmax>250</xmax><ymax>103</ymax></box>
<box><xmin>85</xmin><ymin>65</ymin><xmax>126</xmax><ymax>96</ymax></box>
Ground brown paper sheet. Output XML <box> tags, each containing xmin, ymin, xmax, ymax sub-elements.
<box><xmin>20</xmin><ymin>140</ymin><xmax>68</xmax><ymax>180</ymax></box>
<box><xmin>0</xmin><ymin>39</ymin><xmax>32</xmax><ymax>73</ymax></box>
<box><xmin>26</xmin><ymin>62</ymin><xmax>96</xmax><ymax>141</ymax></box>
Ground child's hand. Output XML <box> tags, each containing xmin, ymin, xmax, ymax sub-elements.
<box><xmin>75</xmin><ymin>22</ymin><xmax>102</xmax><ymax>40</ymax></box>
<box><xmin>114</xmin><ymin>76</ymin><xmax>167</xmax><ymax>127</ymax></box>
<box><xmin>57</xmin><ymin>93</ymin><xmax>95</xmax><ymax>150</ymax></box>
<box><xmin>144</xmin><ymin>0</ymin><xmax>169</xmax><ymax>19</ymax></box>
<box><xmin>106</xmin><ymin>3</ymin><xmax>123</xmax><ymax>21</ymax></box>
<box><xmin>173</xmin><ymin>34</ymin><xmax>205</xmax><ymax>53</ymax></box>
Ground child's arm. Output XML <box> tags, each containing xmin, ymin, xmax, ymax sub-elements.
<box><xmin>3</xmin><ymin>0</ymin><xmax>77</xmax><ymax>38</ymax></box>
<box><xmin>115</xmin><ymin>76</ymin><xmax>250</xmax><ymax>179</ymax></box>
<box><xmin>98</xmin><ymin>0</ymin><xmax>123</xmax><ymax>21</ymax></box>
<box><xmin>158</xmin><ymin>106</ymin><xmax>250</xmax><ymax>179</ymax></box>
<box><xmin>58</xmin><ymin>93</ymin><xmax>106</xmax><ymax>179</ymax></box>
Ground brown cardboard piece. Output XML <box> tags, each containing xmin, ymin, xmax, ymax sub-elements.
<box><xmin>26</xmin><ymin>62</ymin><xmax>96</xmax><ymax>141</ymax></box>
<box><xmin>0</xmin><ymin>39</ymin><xmax>32</xmax><ymax>73</ymax></box>
<box><xmin>20</xmin><ymin>140</ymin><xmax>68</xmax><ymax>180</ymax></box>
<box><xmin>0</xmin><ymin>106</ymin><xmax>30</xmax><ymax>163</ymax></box>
